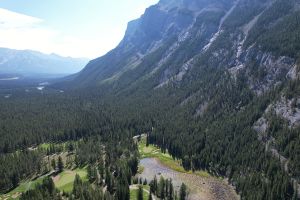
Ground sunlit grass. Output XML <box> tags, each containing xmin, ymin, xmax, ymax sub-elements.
<box><xmin>130</xmin><ymin>185</ymin><xmax>150</xmax><ymax>200</ymax></box>
<box><xmin>54</xmin><ymin>168</ymin><xmax>87</xmax><ymax>192</ymax></box>
<box><xmin>0</xmin><ymin>167</ymin><xmax>88</xmax><ymax>200</ymax></box>
<box><xmin>39</xmin><ymin>143</ymin><xmax>51</xmax><ymax>149</ymax></box>
<box><xmin>0</xmin><ymin>176</ymin><xmax>45</xmax><ymax>200</ymax></box>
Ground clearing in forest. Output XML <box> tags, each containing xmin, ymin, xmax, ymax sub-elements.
<box><xmin>138</xmin><ymin>136</ymin><xmax>210</xmax><ymax>177</ymax></box>
<box><xmin>52</xmin><ymin>168</ymin><xmax>87</xmax><ymax>192</ymax></box>
<box><xmin>0</xmin><ymin>168</ymin><xmax>87</xmax><ymax>200</ymax></box>
<box><xmin>129</xmin><ymin>185</ymin><xmax>150</xmax><ymax>200</ymax></box>
<box><xmin>0</xmin><ymin>175</ymin><xmax>45</xmax><ymax>200</ymax></box>
<box><xmin>137</xmin><ymin>136</ymin><xmax>239</xmax><ymax>200</ymax></box>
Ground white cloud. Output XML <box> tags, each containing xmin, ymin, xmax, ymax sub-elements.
<box><xmin>0</xmin><ymin>8</ymin><xmax>42</xmax><ymax>28</ymax></box>
<box><xmin>0</xmin><ymin>8</ymin><xmax>117</xmax><ymax>58</ymax></box>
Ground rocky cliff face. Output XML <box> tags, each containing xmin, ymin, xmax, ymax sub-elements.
<box><xmin>69</xmin><ymin>0</ymin><xmax>300</xmax><ymax>94</ymax></box>
<box><xmin>68</xmin><ymin>0</ymin><xmax>235</xmax><ymax>87</ymax></box>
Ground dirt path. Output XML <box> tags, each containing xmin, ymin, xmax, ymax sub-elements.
<box><xmin>139</xmin><ymin>158</ymin><xmax>239</xmax><ymax>200</ymax></box>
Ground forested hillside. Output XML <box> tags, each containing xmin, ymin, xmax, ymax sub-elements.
<box><xmin>1</xmin><ymin>0</ymin><xmax>300</xmax><ymax>199</ymax></box>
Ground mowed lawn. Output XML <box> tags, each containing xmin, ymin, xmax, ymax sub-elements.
<box><xmin>138</xmin><ymin>137</ymin><xmax>210</xmax><ymax>177</ymax></box>
<box><xmin>53</xmin><ymin>168</ymin><xmax>87</xmax><ymax>192</ymax></box>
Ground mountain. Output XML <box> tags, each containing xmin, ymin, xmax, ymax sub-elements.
<box><xmin>57</xmin><ymin>0</ymin><xmax>300</xmax><ymax>198</ymax></box>
<box><xmin>65</xmin><ymin>0</ymin><xmax>300</xmax><ymax>92</ymax></box>
<box><xmin>0</xmin><ymin>48</ymin><xmax>88</xmax><ymax>77</ymax></box>
<box><xmin>64</xmin><ymin>0</ymin><xmax>233</xmax><ymax>87</ymax></box>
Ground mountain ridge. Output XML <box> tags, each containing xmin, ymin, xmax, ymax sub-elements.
<box><xmin>63</xmin><ymin>0</ymin><xmax>236</xmax><ymax>89</ymax></box>
<box><xmin>0</xmin><ymin>47</ymin><xmax>88</xmax><ymax>76</ymax></box>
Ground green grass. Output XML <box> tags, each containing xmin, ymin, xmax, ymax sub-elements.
<box><xmin>54</xmin><ymin>168</ymin><xmax>87</xmax><ymax>192</ymax></box>
<box><xmin>39</xmin><ymin>143</ymin><xmax>51</xmax><ymax>149</ymax></box>
<box><xmin>130</xmin><ymin>185</ymin><xmax>150</xmax><ymax>200</ymax></box>
<box><xmin>38</xmin><ymin>141</ymin><xmax>79</xmax><ymax>151</ymax></box>
<box><xmin>0</xmin><ymin>176</ymin><xmax>45</xmax><ymax>200</ymax></box>
<box><xmin>0</xmin><ymin>168</ymin><xmax>87</xmax><ymax>200</ymax></box>
<box><xmin>138</xmin><ymin>137</ymin><xmax>210</xmax><ymax>178</ymax></box>
<box><xmin>38</xmin><ymin>142</ymin><xmax>67</xmax><ymax>151</ymax></box>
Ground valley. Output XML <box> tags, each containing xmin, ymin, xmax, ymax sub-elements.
<box><xmin>0</xmin><ymin>76</ymin><xmax>64</xmax><ymax>99</ymax></box>
<box><xmin>1</xmin><ymin>0</ymin><xmax>300</xmax><ymax>199</ymax></box>
<box><xmin>0</xmin><ymin>135</ymin><xmax>238</xmax><ymax>200</ymax></box>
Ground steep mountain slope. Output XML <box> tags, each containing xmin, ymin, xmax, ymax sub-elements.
<box><xmin>65</xmin><ymin>0</ymin><xmax>235</xmax><ymax>88</ymax></box>
<box><xmin>0</xmin><ymin>48</ymin><xmax>88</xmax><ymax>76</ymax></box>
<box><xmin>68</xmin><ymin>0</ymin><xmax>300</xmax><ymax>91</ymax></box>
<box><xmin>59</xmin><ymin>0</ymin><xmax>300</xmax><ymax>199</ymax></box>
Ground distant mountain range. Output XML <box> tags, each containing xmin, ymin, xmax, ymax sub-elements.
<box><xmin>0</xmin><ymin>48</ymin><xmax>88</xmax><ymax>77</ymax></box>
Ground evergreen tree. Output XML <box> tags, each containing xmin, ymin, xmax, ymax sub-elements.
<box><xmin>105</xmin><ymin>168</ymin><xmax>113</xmax><ymax>193</ymax></box>
<box><xmin>179</xmin><ymin>183</ymin><xmax>187</xmax><ymax>200</ymax></box>
<box><xmin>87</xmin><ymin>165</ymin><xmax>96</xmax><ymax>183</ymax></box>
<box><xmin>67</xmin><ymin>143</ymin><xmax>74</xmax><ymax>152</ymax></box>
<box><xmin>98</xmin><ymin>162</ymin><xmax>104</xmax><ymax>183</ymax></box>
<box><xmin>11</xmin><ymin>173</ymin><xmax>19</xmax><ymax>188</ymax></box>
<box><xmin>57</xmin><ymin>156</ymin><xmax>64</xmax><ymax>172</ymax></box>
<box><xmin>148</xmin><ymin>191</ymin><xmax>153</xmax><ymax>200</ymax></box>
<box><xmin>20</xmin><ymin>177</ymin><xmax>60</xmax><ymax>200</ymax></box>
<box><xmin>159</xmin><ymin>176</ymin><xmax>165</xmax><ymax>199</ymax></box>
<box><xmin>72</xmin><ymin>174</ymin><xmax>83</xmax><ymax>198</ymax></box>
<box><xmin>146</xmin><ymin>134</ymin><xmax>150</xmax><ymax>147</ymax></box>
<box><xmin>182</xmin><ymin>156</ymin><xmax>191</xmax><ymax>171</ymax></box>
<box><xmin>143</xmin><ymin>179</ymin><xmax>147</xmax><ymax>185</ymax></box>
<box><xmin>169</xmin><ymin>179</ymin><xmax>174</xmax><ymax>200</ymax></box>
<box><xmin>153</xmin><ymin>175</ymin><xmax>158</xmax><ymax>195</ymax></box>
<box><xmin>137</xmin><ymin>185</ymin><xmax>143</xmax><ymax>200</ymax></box>
<box><xmin>51</xmin><ymin>159</ymin><xmax>56</xmax><ymax>171</ymax></box>
<box><xmin>292</xmin><ymin>186</ymin><xmax>298</xmax><ymax>200</ymax></box>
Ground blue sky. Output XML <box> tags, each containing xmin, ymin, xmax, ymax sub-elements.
<box><xmin>0</xmin><ymin>0</ymin><xmax>158</xmax><ymax>58</ymax></box>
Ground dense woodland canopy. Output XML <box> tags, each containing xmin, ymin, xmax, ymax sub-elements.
<box><xmin>1</xmin><ymin>0</ymin><xmax>300</xmax><ymax>199</ymax></box>
<box><xmin>1</xmin><ymin>69</ymin><xmax>300</xmax><ymax>199</ymax></box>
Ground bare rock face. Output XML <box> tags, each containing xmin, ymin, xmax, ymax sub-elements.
<box><xmin>271</xmin><ymin>97</ymin><xmax>300</xmax><ymax>127</ymax></box>
<box><xmin>254</xmin><ymin>96</ymin><xmax>300</xmax><ymax>132</ymax></box>
<box><xmin>194</xmin><ymin>101</ymin><xmax>209</xmax><ymax>118</ymax></box>
<box><xmin>245</xmin><ymin>52</ymin><xmax>296</xmax><ymax>95</ymax></box>
<box><xmin>253</xmin><ymin>117</ymin><xmax>268</xmax><ymax>135</ymax></box>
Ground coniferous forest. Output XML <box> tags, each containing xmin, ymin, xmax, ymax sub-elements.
<box><xmin>1</xmin><ymin>0</ymin><xmax>300</xmax><ymax>199</ymax></box>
